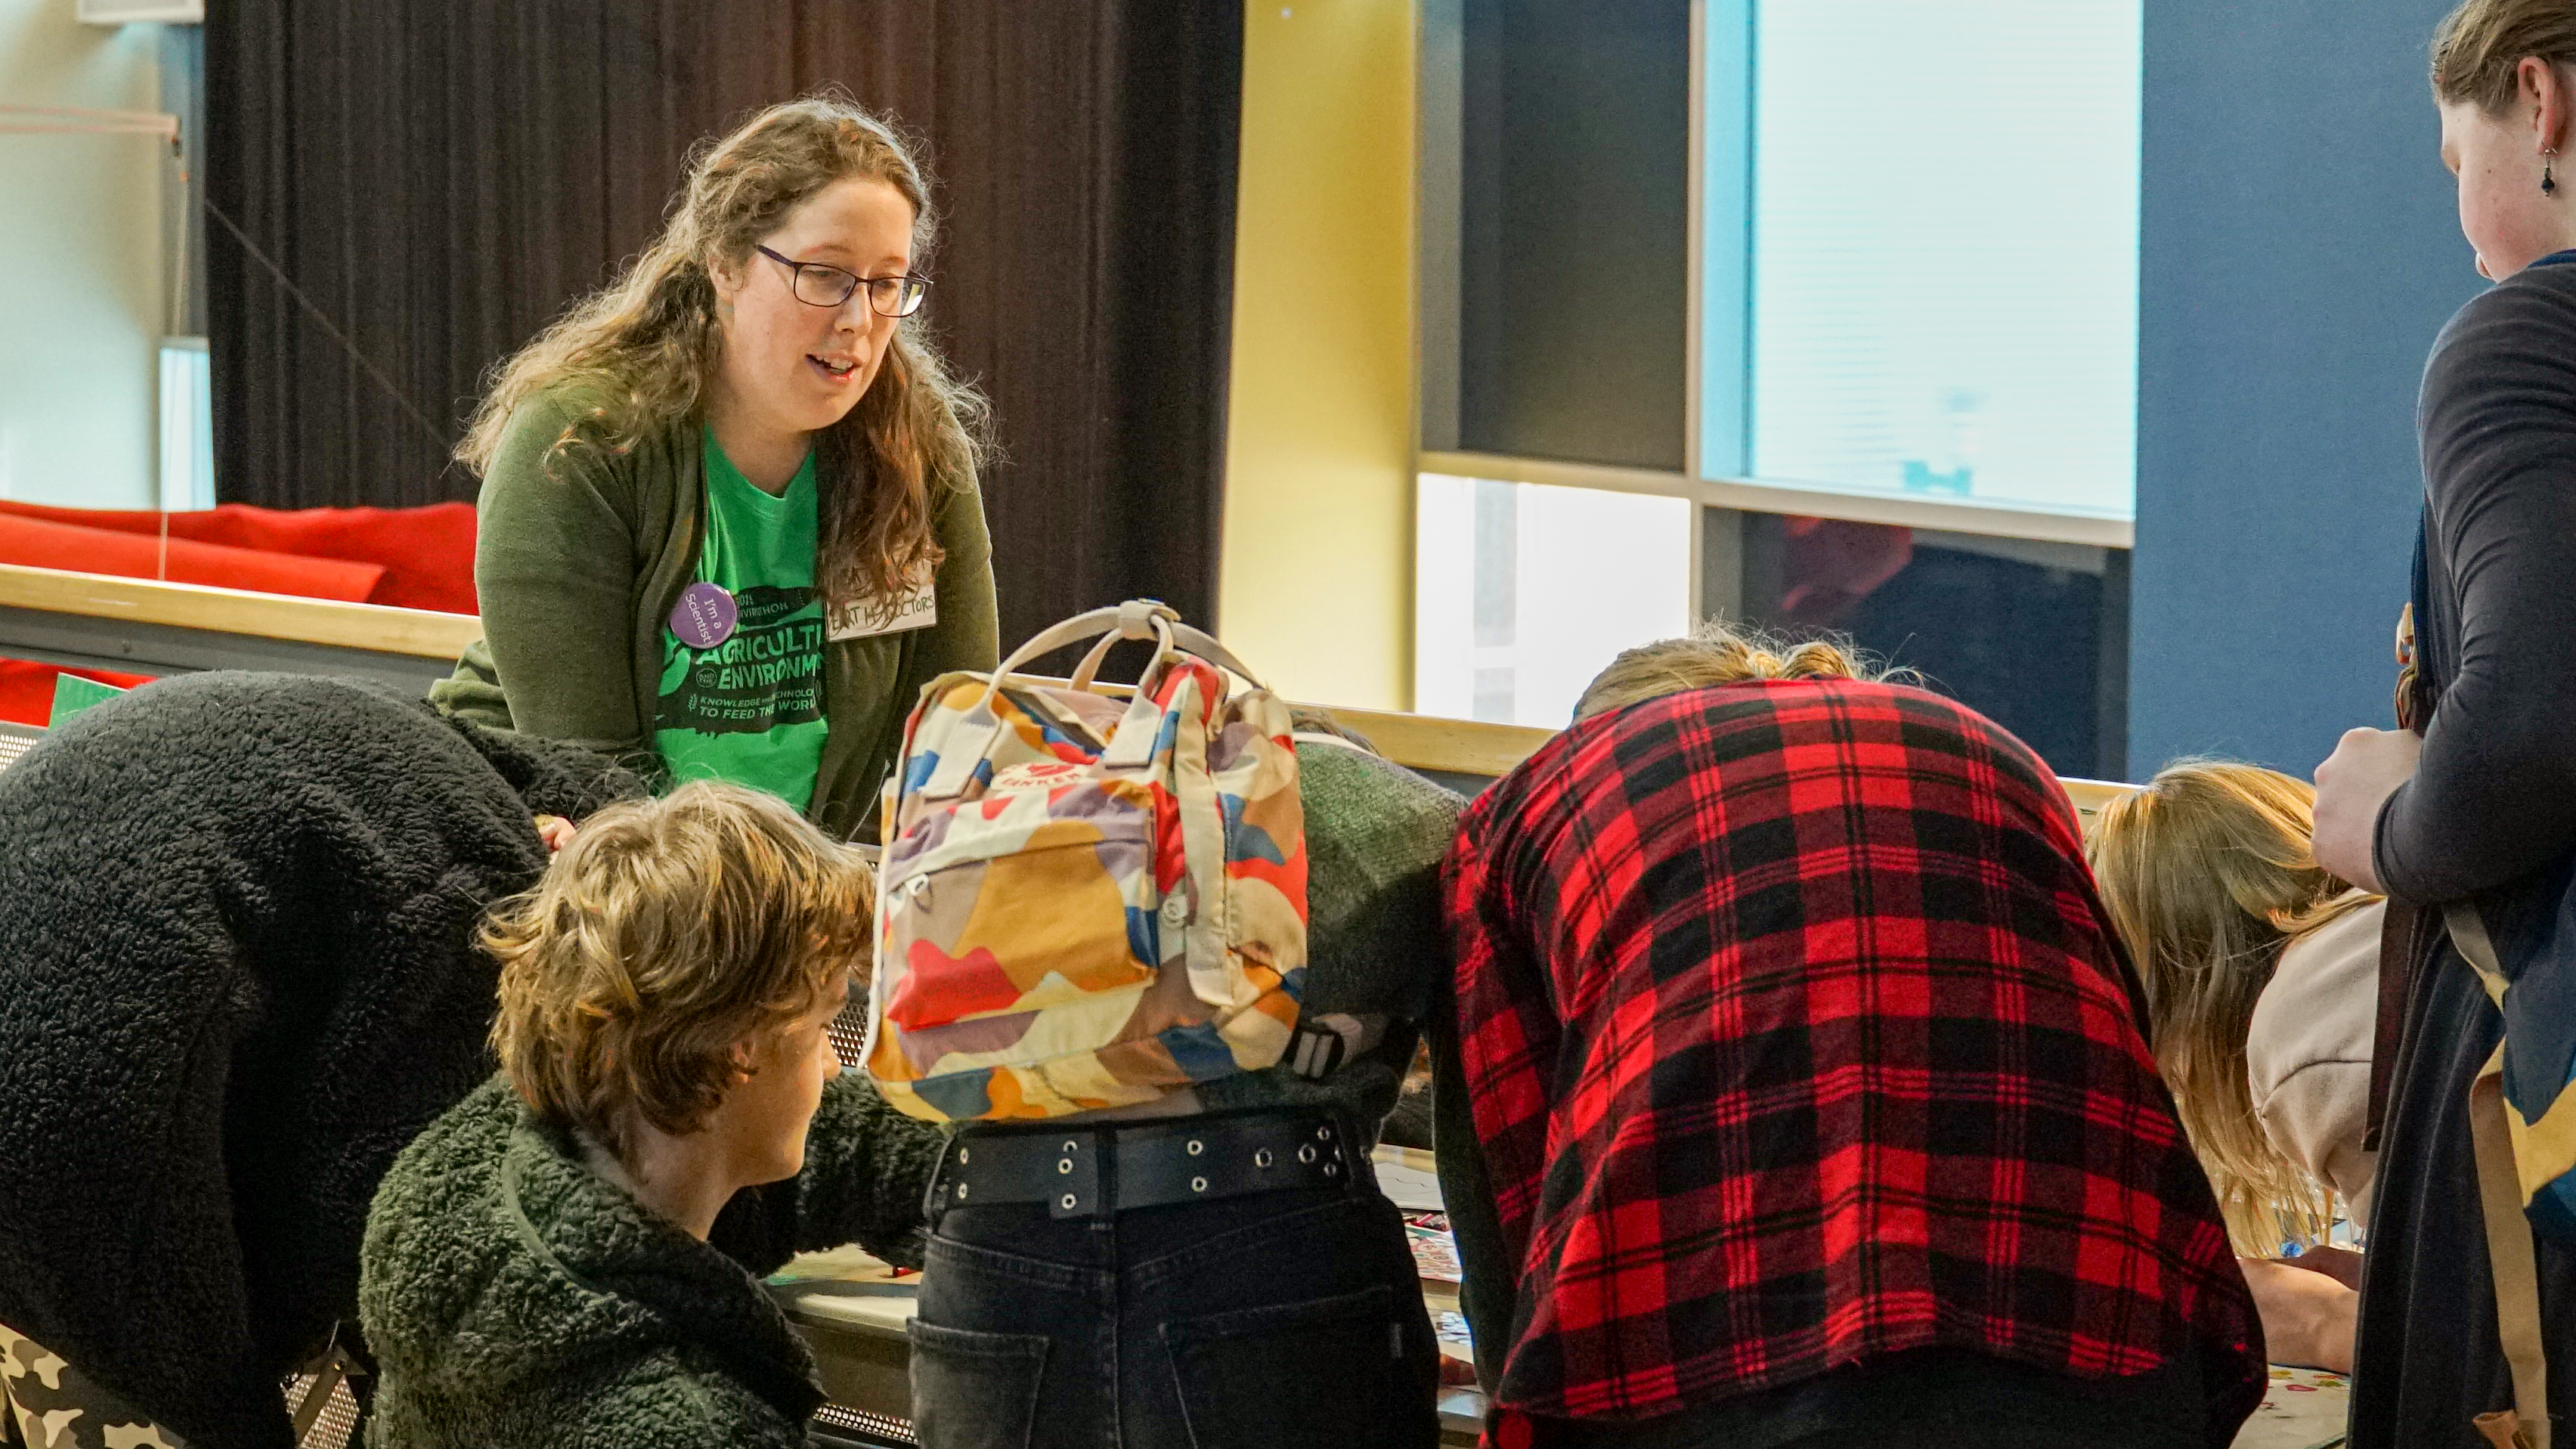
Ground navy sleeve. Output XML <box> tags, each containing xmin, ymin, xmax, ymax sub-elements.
<box><xmin>2375</xmin><ymin>271</ymin><xmax>2576</xmax><ymax>903</ymax></box>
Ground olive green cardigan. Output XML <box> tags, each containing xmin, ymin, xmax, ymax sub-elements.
<box><xmin>430</xmin><ymin>389</ymin><xmax>1000</xmax><ymax>841</ymax></box>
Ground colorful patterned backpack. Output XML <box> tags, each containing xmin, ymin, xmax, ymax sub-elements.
<box><xmin>863</xmin><ymin>600</ymin><xmax>1308</xmax><ymax>1122</ymax></box>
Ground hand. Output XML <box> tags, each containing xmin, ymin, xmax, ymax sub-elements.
<box><xmin>2311</xmin><ymin>727</ymin><xmax>2421</xmax><ymax>891</ymax></box>
<box><xmin>2280</xmin><ymin>1244</ymin><xmax>2364</xmax><ymax>1292</ymax></box>
<box><xmin>534</xmin><ymin>814</ymin><xmax>577</xmax><ymax>854</ymax></box>
<box><xmin>2239</xmin><ymin>1256</ymin><xmax>2359</xmax><ymax>1373</ymax></box>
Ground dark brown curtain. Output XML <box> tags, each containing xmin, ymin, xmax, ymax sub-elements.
<box><xmin>204</xmin><ymin>1</ymin><xmax>1242</xmax><ymax>639</ymax></box>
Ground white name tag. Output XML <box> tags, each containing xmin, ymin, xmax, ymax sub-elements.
<box><xmin>827</xmin><ymin>574</ymin><xmax>939</xmax><ymax>642</ymax></box>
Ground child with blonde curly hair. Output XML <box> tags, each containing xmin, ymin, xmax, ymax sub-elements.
<box><xmin>361</xmin><ymin>781</ymin><xmax>942</xmax><ymax>1449</ymax></box>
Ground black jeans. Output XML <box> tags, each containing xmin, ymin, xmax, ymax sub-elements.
<box><xmin>906</xmin><ymin>1175</ymin><xmax>1441</xmax><ymax>1448</ymax></box>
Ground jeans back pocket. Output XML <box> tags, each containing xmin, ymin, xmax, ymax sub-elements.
<box><xmin>1158</xmin><ymin>1283</ymin><xmax>1416</xmax><ymax>1448</ymax></box>
<box><xmin>907</xmin><ymin>1317</ymin><xmax>1051</xmax><ymax>1449</ymax></box>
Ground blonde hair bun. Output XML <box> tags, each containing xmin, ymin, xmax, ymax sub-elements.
<box><xmin>1573</xmin><ymin>619</ymin><xmax>1912</xmax><ymax>721</ymax></box>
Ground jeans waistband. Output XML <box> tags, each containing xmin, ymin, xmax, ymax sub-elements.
<box><xmin>929</xmin><ymin>1107</ymin><xmax>1367</xmax><ymax>1221</ymax></box>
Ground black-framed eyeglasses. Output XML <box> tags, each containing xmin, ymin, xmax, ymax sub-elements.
<box><xmin>753</xmin><ymin>245</ymin><xmax>930</xmax><ymax>317</ymax></box>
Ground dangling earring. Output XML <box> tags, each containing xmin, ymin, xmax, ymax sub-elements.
<box><xmin>2547</xmin><ymin>148</ymin><xmax>2559</xmax><ymax>197</ymax></box>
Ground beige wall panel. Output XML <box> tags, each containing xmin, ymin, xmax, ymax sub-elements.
<box><xmin>1219</xmin><ymin>0</ymin><xmax>1417</xmax><ymax>709</ymax></box>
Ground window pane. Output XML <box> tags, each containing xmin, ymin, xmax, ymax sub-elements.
<box><xmin>1743</xmin><ymin>1</ymin><xmax>2141</xmax><ymax>520</ymax></box>
<box><xmin>1472</xmin><ymin>479</ymin><xmax>1518</xmax><ymax>649</ymax></box>
<box><xmin>159</xmin><ymin>339</ymin><xmax>215</xmax><ymax>512</ymax></box>
<box><xmin>1416</xmin><ymin>474</ymin><xmax>1692</xmax><ymax>726</ymax></box>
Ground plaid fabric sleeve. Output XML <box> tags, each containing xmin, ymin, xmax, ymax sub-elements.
<box><xmin>1441</xmin><ymin>812</ymin><xmax>1556</xmax><ymax>1288</ymax></box>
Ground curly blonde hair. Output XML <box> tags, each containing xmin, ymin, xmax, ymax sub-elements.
<box><xmin>1572</xmin><ymin>619</ymin><xmax>1910</xmax><ymax>721</ymax></box>
<box><xmin>458</xmin><ymin>93</ymin><xmax>988</xmax><ymax>611</ymax></box>
<box><xmin>485</xmin><ymin>781</ymin><xmax>875</xmax><ymax>1156</ymax></box>
<box><xmin>2086</xmin><ymin>760</ymin><xmax>2378</xmax><ymax>1252</ymax></box>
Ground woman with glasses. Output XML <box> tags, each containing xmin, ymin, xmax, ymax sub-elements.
<box><xmin>433</xmin><ymin>94</ymin><xmax>997</xmax><ymax>838</ymax></box>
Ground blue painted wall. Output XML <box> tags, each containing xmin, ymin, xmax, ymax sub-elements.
<box><xmin>2131</xmin><ymin>0</ymin><xmax>2484</xmax><ymax>778</ymax></box>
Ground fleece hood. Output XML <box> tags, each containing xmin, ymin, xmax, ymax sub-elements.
<box><xmin>0</xmin><ymin>671</ymin><xmax>639</xmax><ymax>1449</ymax></box>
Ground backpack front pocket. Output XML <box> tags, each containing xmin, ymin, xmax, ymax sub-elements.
<box><xmin>882</xmin><ymin>782</ymin><xmax>1164</xmax><ymax>1034</ymax></box>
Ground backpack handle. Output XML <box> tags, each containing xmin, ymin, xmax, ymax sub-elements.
<box><xmin>1069</xmin><ymin>630</ymin><xmax>1122</xmax><ymax>692</ymax></box>
<box><xmin>997</xmin><ymin>600</ymin><xmax>1271</xmax><ymax>699</ymax></box>
<box><xmin>918</xmin><ymin>601</ymin><xmax>1269</xmax><ymax>800</ymax></box>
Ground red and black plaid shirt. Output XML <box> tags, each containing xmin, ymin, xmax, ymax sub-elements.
<box><xmin>1444</xmin><ymin>681</ymin><xmax>2261</xmax><ymax>1434</ymax></box>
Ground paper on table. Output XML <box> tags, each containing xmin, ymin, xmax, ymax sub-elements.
<box><xmin>769</xmin><ymin>1245</ymin><xmax>918</xmax><ymax>1335</ymax></box>
<box><xmin>1373</xmin><ymin>1145</ymin><xmax>1444</xmax><ymax>1212</ymax></box>
<box><xmin>769</xmin><ymin>1243</ymin><xmax>914</xmax><ymax>1284</ymax></box>
<box><xmin>2229</xmin><ymin>1366</ymin><xmax>2350</xmax><ymax>1449</ymax></box>
<box><xmin>1407</xmin><ymin>1218</ymin><xmax>1463</xmax><ymax>1283</ymax></box>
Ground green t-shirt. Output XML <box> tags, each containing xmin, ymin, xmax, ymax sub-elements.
<box><xmin>653</xmin><ymin>431</ymin><xmax>829</xmax><ymax>810</ymax></box>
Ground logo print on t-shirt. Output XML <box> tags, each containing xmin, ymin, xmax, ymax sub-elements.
<box><xmin>657</xmin><ymin>584</ymin><xmax>825</xmax><ymax>737</ymax></box>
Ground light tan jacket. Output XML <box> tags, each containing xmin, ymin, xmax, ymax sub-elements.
<box><xmin>2245</xmin><ymin>894</ymin><xmax>2385</xmax><ymax>1225</ymax></box>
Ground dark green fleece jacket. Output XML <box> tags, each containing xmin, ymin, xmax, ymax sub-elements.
<box><xmin>429</xmin><ymin>386</ymin><xmax>1000</xmax><ymax>841</ymax></box>
<box><xmin>359</xmin><ymin>1073</ymin><xmax>942</xmax><ymax>1449</ymax></box>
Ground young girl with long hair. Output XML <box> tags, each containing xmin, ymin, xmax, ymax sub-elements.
<box><xmin>2088</xmin><ymin>761</ymin><xmax>2383</xmax><ymax>1373</ymax></box>
<box><xmin>2088</xmin><ymin>761</ymin><xmax>2382</xmax><ymax>1250</ymax></box>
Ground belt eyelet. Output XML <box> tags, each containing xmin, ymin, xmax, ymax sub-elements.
<box><xmin>1298</xmin><ymin>1144</ymin><xmax>1317</xmax><ymax>1164</ymax></box>
<box><xmin>1062</xmin><ymin>1140</ymin><xmax>1079</xmax><ymax>1153</ymax></box>
<box><xmin>1192</xmin><ymin>1175</ymin><xmax>1209</xmax><ymax>1193</ymax></box>
<box><xmin>1315</xmin><ymin>1125</ymin><xmax>1333</xmax><ymax>1141</ymax></box>
<box><xmin>1186</xmin><ymin>1139</ymin><xmax>1204</xmax><ymax>1156</ymax></box>
<box><xmin>1324</xmin><ymin>1163</ymin><xmax>1340</xmax><ymax>1178</ymax></box>
<box><xmin>1255</xmin><ymin>1148</ymin><xmax>1274</xmax><ymax>1169</ymax></box>
<box><xmin>1057</xmin><ymin>1158</ymin><xmax>1074</xmax><ymax>1175</ymax></box>
<box><xmin>955</xmin><ymin>1182</ymin><xmax>970</xmax><ymax>1200</ymax></box>
<box><xmin>1060</xmin><ymin>1193</ymin><xmax>1077</xmax><ymax>1210</ymax></box>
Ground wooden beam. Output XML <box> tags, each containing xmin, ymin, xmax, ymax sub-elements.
<box><xmin>1315</xmin><ymin>704</ymin><xmax>1556</xmax><ymax>780</ymax></box>
<box><xmin>1019</xmin><ymin>673</ymin><xmax>2138</xmax><ymax>800</ymax></box>
<box><xmin>0</xmin><ymin>563</ymin><xmax>482</xmax><ymax>661</ymax></box>
<box><xmin>0</xmin><ymin>576</ymin><xmax>2149</xmax><ymax>817</ymax></box>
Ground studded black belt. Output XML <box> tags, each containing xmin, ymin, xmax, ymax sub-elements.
<box><xmin>925</xmin><ymin>1108</ymin><xmax>1364</xmax><ymax>1220</ymax></box>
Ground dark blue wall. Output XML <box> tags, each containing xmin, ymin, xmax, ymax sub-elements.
<box><xmin>2131</xmin><ymin>0</ymin><xmax>2483</xmax><ymax>778</ymax></box>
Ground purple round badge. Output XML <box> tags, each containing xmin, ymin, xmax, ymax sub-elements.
<box><xmin>670</xmin><ymin>581</ymin><xmax>738</xmax><ymax>649</ymax></box>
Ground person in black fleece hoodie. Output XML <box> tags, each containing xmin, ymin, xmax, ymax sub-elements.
<box><xmin>0</xmin><ymin>670</ymin><xmax>636</xmax><ymax>1449</ymax></box>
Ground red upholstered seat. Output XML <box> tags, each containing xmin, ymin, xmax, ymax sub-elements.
<box><xmin>0</xmin><ymin>500</ymin><xmax>478</xmax><ymax>725</ymax></box>
<box><xmin>0</xmin><ymin>500</ymin><xmax>476</xmax><ymax>614</ymax></box>
<box><xmin>0</xmin><ymin>513</ymin><xmax>385</xmax><ymax>601</ymax></box>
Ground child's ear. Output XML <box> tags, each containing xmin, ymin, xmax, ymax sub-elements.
<box><xmin>727</xmin><ymin>1040</ymin><xmax>760</xmax><ymax>1082</ymax></box>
